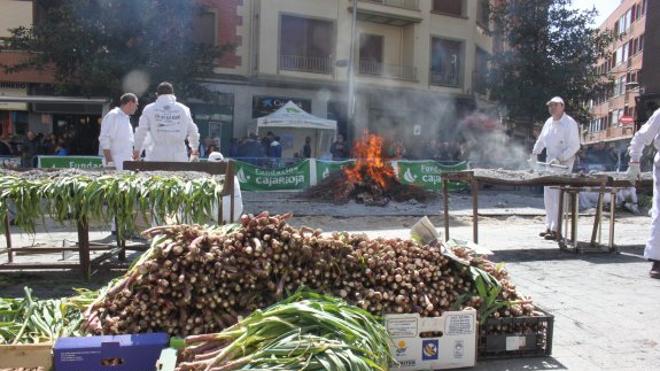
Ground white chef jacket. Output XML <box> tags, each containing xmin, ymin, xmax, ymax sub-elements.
<box><xmin>98</xmin><ymin>107</ymin><xmax>134</xmax><ymax>170</ymax></box>
<box><xmin>134</xmin><ymin>95</ymin><xmax>200</xmax><ymax>162</ymax></box>
<box><xmin>532</xmin><ymin>113</ymin><xmax>581</xmax><ymax>168</ymax></box>
<box><xmin>629</xmin><ymin>108</ymin><xmax>660</xmax><ymax>163</ymax></box>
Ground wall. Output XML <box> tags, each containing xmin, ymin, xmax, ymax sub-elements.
<box><xmin>0</xmin><ymin>0</ymin><xmax>32</xmax><ymax>38</ymax></box>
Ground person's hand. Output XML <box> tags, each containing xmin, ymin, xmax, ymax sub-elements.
<box><xmin>104</xmin><ymin>161</ymin><xmax>116</xmax><ymax>170</ymax></box>
<box><xmin>547</xmin><ymin>158</ymin><xmax>560</xmax><ymax>166</ymax></box>
<box><xmin>189</xmin><ymin>153</ymin><xmax>200</xmax><ymax>162</ymax></box>
<box><xmin>132</xmin><ymin>150</ymin><xmax>141</xmax><ymax>160</ymax></box>
<box><xmin>626</xmin><ymin>162</ymin><xmax>641</xmax><ymax>182</ymax></box>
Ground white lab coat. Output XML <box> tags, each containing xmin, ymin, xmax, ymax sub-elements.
<box><xmin>628</xmin><ymin>108</ymin><xmax>660</xmax><ymax>260</ymax></box>
<box><xmin>98</xmin><ymin>107</ymin><xmax>134</xmax><ymax>171</ymax></box>
<box><xmin>134</xmin><ymin>95</ymin><xmax>200</xmax><ymax>162</ymax></box>
<box><xmin>532</xmin><ymin>113</ymin><xmax>581</xmax><ymax>231</ymax></box>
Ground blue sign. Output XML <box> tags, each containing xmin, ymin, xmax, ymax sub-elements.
<box><xmin>422</xmin><ymin>339</ymin><xmax>439</xmax><ymax>361</ymax></box>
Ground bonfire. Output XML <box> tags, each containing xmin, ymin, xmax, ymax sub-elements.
<box><xmin>304</xmin><ymin>132</ymin><xmax>433</xmax><ymax>206</ymax></box>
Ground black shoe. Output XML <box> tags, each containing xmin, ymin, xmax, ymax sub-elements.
<box><xmin>650</xmin><ymin>261</ymin><xmax>660</xmax><ymax>279</ymax></box>
<box><xmin>544</xmin><ymin>231</ymin><xmax>558</xmax><ymax>241</ymax></box>
<box><xmin>539</xmin><ymin>229</ymin><xmax>551</xmax><ymax>237</ymax></box>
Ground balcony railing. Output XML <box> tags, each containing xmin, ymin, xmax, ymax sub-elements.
<box><xmin>430</xmin><ymin>69</ymin><xmax>460</xmax><ymax>87</ymax></box>
<box><xmin>279</xmin><ymin>55</ymin><xmax>333</xmax><ymax>75</ymax></box>
<box><xmin>583</xmin><ymin>126</ymin><xmax>635</xmax><ymax>143</ymax></box>
<box><xmin>359</xmin><ymin>0</ymin><xmax>420</xmax><ymax>11</ymax></box>
<box><xmin>358</xmin><ymin>60</ymin><xmax>417</xmax><ymax>81</ymax></box>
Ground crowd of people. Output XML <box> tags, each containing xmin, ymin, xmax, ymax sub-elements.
<box><xmin>0</xmin><ymin>130</ymin><xmax>74</xmax><ymax>168</ymax></box>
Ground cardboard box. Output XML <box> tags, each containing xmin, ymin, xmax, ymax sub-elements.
<box><xmin>53</xmin><ymin>333</ymin><xmax>168</xmax><ymax>371</ymax></box>
<box><xmin>385</xmin><ymin>309</ymin><xmax>477</xmax><ymax>370</ymax></box>
<box><xmin>0</xmin><ymin>342</ymin><xmax>53</xmax><ymax>369</ymax></box>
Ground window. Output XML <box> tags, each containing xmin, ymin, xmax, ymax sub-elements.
<box><xmin>617</xmin><ymin>9</ymin><xmax>631</xmax><ymax>34</ymax></box>
<box><xmin>359</xmin><ymin>34</ymin><xmax>384</xmax><ymax>75</ymax></box>
<box><xmin>430</xmin><ymin>37</ymin><xmax>463</xmax><ymax>87</ymax></box>
<box><xmin>474</xmin><ymin>47</ymin><xmax>489</xmax><ymax>93</ymax></box>
<box><xmin>433</xmin><ymin>0</ymin><xmax>464</xmax><ymax>17</ymax></box>
<box><xmin>476</xmin><ymin>0</ymin><xmax>490</xmax><ymax>28</ymax></box>
<box><xmin>279</xmin><ymin>15</ymin><xmax>334</xmax><ymax>74</ymax></box>
<box><xmin>642</xmin><ymin>0</ymin><xmax>647</xmax><ymax>15</ymax></box>
<box><xmin>639</xmin><ymin>33</ymin><xmax>645</xmax><ymax>51</ymax></box>
<box><xmin>191</xmin><ymin>11</ymin><xmax>216</xmax><ymax>45</ymax></box>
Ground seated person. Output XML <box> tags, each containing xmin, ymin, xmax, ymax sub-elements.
<box><xmin>579</xmin><ymin>187</ymin><xmax>640</xmax><ymax>214</ymax></box>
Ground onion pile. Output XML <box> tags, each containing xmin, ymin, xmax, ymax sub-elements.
<box><xmin>83</xmin><ymin>212</ymin><xmax>535</xmax><ymax>336</ymax></box>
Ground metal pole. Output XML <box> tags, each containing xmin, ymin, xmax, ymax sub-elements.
<box><xmin>347</xmin><ymin>0</ymin><xmax>358</xmax><ymax>136</ymax></box>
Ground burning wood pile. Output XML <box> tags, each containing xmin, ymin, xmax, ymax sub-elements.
<box><xmin>304</xmin><ymin>132</ymin><xmax>433</xmax><ymax>205</ymax></box>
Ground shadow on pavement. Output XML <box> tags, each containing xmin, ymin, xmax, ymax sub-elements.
<box><xmin>490</xmin><ymin>247</ymin><xmax>646</xmax><ymax>264</ymax></box>
<box><xmin>475</xmin><ymin>356</ymin><xmax>566</xmax><ymax>370</ymax></box>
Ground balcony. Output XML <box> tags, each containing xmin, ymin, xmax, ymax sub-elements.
<box><xmin>358</xmin><ymin>60</ymin><xmax>417</xmax><ymax>81</ymax></box>
<box><xmin>430</xmin><ymin>70</ymin><xmax>460</xmax><ymax>88</ymax></box>
<box><xmin>360</xmin><ymin>0</ymin><xmax>419</xmax><ymax>10</ymax></box>
<box><xmin>583</xmin><ymin>126</ymin><xmax>635</xmax><ymax>144</ymax></box>
<box><xmin>350</xmin><ymin>0</ymin><xmax>422</xmax><ymax>26</ymax></box>
<box><xmin>279</xmin><ymin>55</ymin><xmax>333</xmax><ymax>75</ymax></box>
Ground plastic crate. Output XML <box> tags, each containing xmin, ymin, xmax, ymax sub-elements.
<box><xmin>478</xmin><ymin>307</ymin><xmax>554</xmax><ymax>360</ymax></box>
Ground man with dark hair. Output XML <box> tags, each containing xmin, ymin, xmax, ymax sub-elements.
<box><xmin>133</xmin><ymin>82</ymin><xmax>200</xmax><ymax>162</ymax></box>
<box><xmin>98</xmin><ymin>93</ymin><xmax>139</xmax><ymax>170</ymax></box>
<box><xmin>156</xmin><ymin>81</ymin><xmax>174</xmax><ymax>95</ymax></box>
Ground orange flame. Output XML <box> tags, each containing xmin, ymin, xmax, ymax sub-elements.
<box><xmin>343</xmin><ymin>131</ymin><xmax>396</xmax><ymax>188</ymax></box>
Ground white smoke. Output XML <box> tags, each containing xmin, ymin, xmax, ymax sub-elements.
<box><xmin>122</xmin><ymin>69</ymin><xmax>151</xmax><ymax>96</ymax></box>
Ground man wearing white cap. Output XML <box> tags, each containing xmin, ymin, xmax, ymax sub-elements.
<box><xmin>531</xmin><ymin>97</ymin><xmax>581</xmax><ymax>240</ymax></box>
<box><xmin>208</xmin><ymin>151</ymin><xmax>244</xmax><ymax>223</ymax></box>
<box><xmin>626</xmin><ymin>104</ymin><xmax>660</xmax><ymax>279</ymax></box>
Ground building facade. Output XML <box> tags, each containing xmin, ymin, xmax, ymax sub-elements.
<box><xmin>195</xmin><ymin>0</ymin><xmax>494</xmax><ymax>156</ymax></box>
<box><xmin>584</xmin><ymin>0</ymin><xmax>647</xmax><ymax>146</ymax></box>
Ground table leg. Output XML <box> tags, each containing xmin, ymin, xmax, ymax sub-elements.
<box><xmin>571</xmin><ymin>192</ymin><xmax>578</xmax><ymax>246</ymax></box>
<box><xmin>557</xmin><ymin>189</ymin><xmax>564</xmax><ymax>240</ymax></box>
<box><xmin>591</xmin><ymin>191</ymin><xmax>603</xmax><ymax>245</ymax></box>
<box><xmin>472</xmin><ymin>179</ymin><xmax>479</xmax><ymax>244</ymax></box>
<box><xmin>609</xmin><ymin>191</ymin><xmax>616</xmax><ymax>252</ymax></box>
<box><xmin>77</xmin><ymin>218</ymin><xmax>91</xmax><ymax>280</ymax></box>
<box><xmin>4</xmin><ymin>213</ymin><xmax>12</xmax><ymax>263</ymax></box>
<box><xmin>443</xmin><ymin>179</ymin><xmax>450</xmax><ymax>241</ymax></box>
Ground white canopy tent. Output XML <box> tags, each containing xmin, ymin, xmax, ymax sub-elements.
<box><xmin>256</xmin><ymin>101</ymin><xmax>337</xmax><ymax>158</ymax></box>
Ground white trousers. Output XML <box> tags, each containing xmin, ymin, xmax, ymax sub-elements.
<box><xmin>544</xmin><ymin>186</ymin><xmax>560</xmax><ymax>231</ymax></box>
<box><xmin>645</xmin><ymin>160</ymin><xmax>660</xmax><ymax>261</ymax></box>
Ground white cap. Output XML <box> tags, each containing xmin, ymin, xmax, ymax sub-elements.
<box><xmin>546</xmin><ymin>96</ymin><xmax>564</xmax><ymax>106</ymax></box>
<box><xmin>208</xmin><ymin>151</ymin><xmax>224</xmax><ymax>162</ymax></box>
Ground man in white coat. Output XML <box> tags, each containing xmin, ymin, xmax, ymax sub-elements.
<box><xmin>626</xmin><ymin>106</ymin><xmax>660</xmax><ymax>279</ymax></box>
<box><xmin>531</xmin><ymin>97</ymin><xmax>581</xmax><ymax>240</ymax></box>
<box><xmin>98</xmin><ymin>93</ymin><xmax>139</xmax><ymax>170</ymax></box>
<box><xmin>207</xmin><ymin>151</ymin><xmax>244</xmax><ymax>223</ymax></box>
<box><xmin>133</xmin><ymin>82</ymin><xmax>200</xmax><ymax>162</ymax></box>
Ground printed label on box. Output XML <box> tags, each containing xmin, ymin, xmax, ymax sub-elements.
<box><xmin>421</xmin><ymin>339</ymin><xmax>439</xmax><ymax>360</ymax></box>
<box><xmin>453</xmin><ymin>340</ymin><xmax>465</xmax><ymax>359</ymax></box>
<box><xmin>387</xmin><ymin>317</ymin><xmax>418</xmax><ymax>338</ymax></box>
<box><xmin>446</xmin><ymin>314</ymin><xmax>474</xmax><ymax>335</ymax></box>
<box><xmin>506</xmin><ymin>336</ymin><xmax>527</xmax><ymax>351</ymax></box>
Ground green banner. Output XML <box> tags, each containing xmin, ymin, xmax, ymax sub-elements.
<box><xmin>316</xmin><ymin>160</ymin><xmax>355</xmax><ymax>182</ymax></box>
<box><xmin>396</xmin><ymin>161</ymin><xmax>468</xmax><ymax>191</ymax></box>
<box><xmin>37</xmin><ymin>156</ymin><xmax>103</xmax><ymax>169</ymax></box>
<box><xmin>235</xmin><ymin>160</ymin><xmax>311</xmax><ymax>191</ymax></box>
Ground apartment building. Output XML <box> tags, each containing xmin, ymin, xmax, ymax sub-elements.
<box><xmin>195</xmin><ymin>0</ymin><xmax>494</xmax><ymax>152</ymax></box>
<box><xmin>0</xmin><ymin>0</ymin><xmax>107</xmax><ymax>151</ymax></box>
<box><xmin>584</xmin><ymin>0</ymin><xmax>647</xmax><ymax>146</ymax></box>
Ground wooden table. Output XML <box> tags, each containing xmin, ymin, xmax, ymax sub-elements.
<box><xmin>441</xmin><ymin>169</ymin><xmax>652</xmax><ymax>247</ymax></box>
<box><xmin>1</xmin><ymin>161</ymin><xmax>236</xmax><ymax>279</ymax></box>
